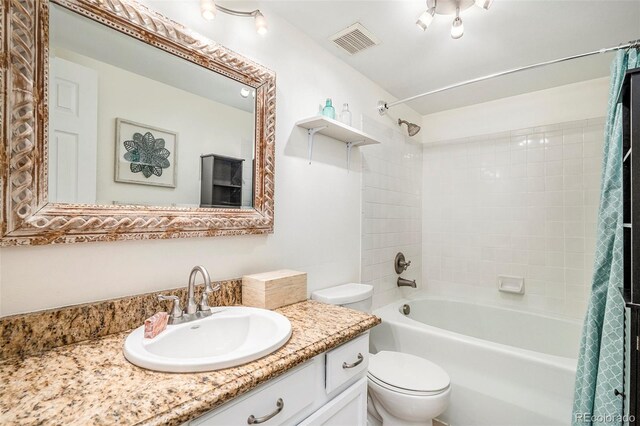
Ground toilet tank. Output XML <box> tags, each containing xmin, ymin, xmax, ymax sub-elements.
<box><xmin>311</xmin><ymin>283</ymin><xmax>373</xmax><ymax>313</ymax></box>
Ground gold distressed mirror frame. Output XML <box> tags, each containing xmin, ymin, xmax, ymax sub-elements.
<box><xmin>0</xmin><ymin>0</ymin><xmax>276</xmax><ymax>245</ymax></box>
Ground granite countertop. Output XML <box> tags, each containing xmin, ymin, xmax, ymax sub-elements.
<box><xmin>0</xmin><ymin>301</ymin><xmax>380</xmax><ymax>426</ymax></box>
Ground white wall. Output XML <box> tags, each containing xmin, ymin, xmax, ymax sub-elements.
<box><xmin>421</xmin><ymin>78</ymin><xmax>609</xmax><ymax>143</ymax></box>
<box><xmin>0</xmin><ymin>2</ymin><xmax>421</xmax><ymax>316</ymax></box>
<box><xmin>421</xmin><ymin>79</ymin><xmax>609</xmax><ymax>320</ymax></box>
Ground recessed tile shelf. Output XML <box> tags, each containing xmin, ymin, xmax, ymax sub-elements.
<box><xmin>296</xmin><ymin>116</ymin><xmax>381</xmax><ymax>169</ymax></box>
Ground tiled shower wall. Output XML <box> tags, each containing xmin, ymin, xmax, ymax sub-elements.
<box><xmin>422</xmin><ymin>118</ymin><xmax>605</xmax><ymax>320</ymax></box>
<box><xmin>361</xmin><ymin>116</ymin><xmax>423</xmax><ymax>308</ymax></box>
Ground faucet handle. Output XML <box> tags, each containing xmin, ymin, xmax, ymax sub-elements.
<box><xmin>198</xmin><ymin>281</ymin><xmax>221</xmax><ymax>312</ymax></box>
<box><xmin>157</xmin><ymin>294</ymin><xmax>183</xmax><ymax>319</ymax></box>
<box><xmin>394</xmin><ymin>252</ymin><xmax>412</xmax><ymax>274</ymax></box>
<box><xmin>199</xmin><ymin>285</ymin><xmax>212</xmax><ymax>312</ymax></box>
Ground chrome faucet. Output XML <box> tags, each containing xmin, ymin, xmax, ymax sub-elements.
<box><xmin>188</xmin><ymin>265</ymin><xmax>220</xmax><ymax>316</ymax></box>
<box><xmin>158</xmin><ymin>265</ymin><xmax>220</xmax><ymax>324</ymax></box>
<box><xmin>397</xmin><ymin>277</ymin><xmax>417</xmax><ymax>288</ymax></box>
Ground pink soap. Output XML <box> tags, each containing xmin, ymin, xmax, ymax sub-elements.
<box><xmin>144</xmin><ymin>311</ymin><xmax>169</xmax><ymax>339</ymax></box>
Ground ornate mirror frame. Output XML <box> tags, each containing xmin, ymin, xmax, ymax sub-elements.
<box><xmin>0</xmin><ymin>0</ymin><xmax>276</xmax><ymax>245</ymax></box>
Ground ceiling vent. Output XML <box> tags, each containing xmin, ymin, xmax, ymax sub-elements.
<box><xmin>329</xmin><ymin>23</ymin><xmax>380</xmax><ymax>55</ymax></box>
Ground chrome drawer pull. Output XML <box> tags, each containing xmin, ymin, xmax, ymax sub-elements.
<box><xmin>342</xmin><ymin>353</ymin><xmax>364</xmax><ymax>369</ymax></box>
<box><xmin>247</xmin><ymin>398</ymin><xmax>284</xmax><ymax>424</ymax></box>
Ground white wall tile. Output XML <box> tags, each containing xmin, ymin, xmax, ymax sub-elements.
<box><xmin>422</xmin><ymin>119</ymin><xmax>604</xmax><ymax>319</ymax></box>
<box><xmin>545</xmin><ymin>145</ymin><xmax>564</xmax><ymax>161</ymax></box>
<box><xmin>362</xmin><ymin>116</ymin><xmax>422</xmax><ymax>308</ymax></box>
<box><xmin>546</xmin><ymin>160</ymin><xmax>564</xmax><ymax>176</ymax></box>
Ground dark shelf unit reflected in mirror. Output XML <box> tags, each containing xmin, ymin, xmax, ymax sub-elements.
<box><xmin>200</xmin><ymin>154</ymin><xmax>244</xmax><ymax>208</ymax></box>
<box><xmin>621</xmin><ymin>67</ymin><xmax>640</xmax><ymax>425</ymax></box>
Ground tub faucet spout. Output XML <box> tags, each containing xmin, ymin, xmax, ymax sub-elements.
<box><xmin>397</xmin><ymin>277</ymin><xmax>417</xmax><ymax>288</ymax></box>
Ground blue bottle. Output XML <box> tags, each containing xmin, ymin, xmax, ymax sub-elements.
<box><xmin>322</xmin><ymin>98</ymin><xmax>336</xmax><ymax>120</ymax></box>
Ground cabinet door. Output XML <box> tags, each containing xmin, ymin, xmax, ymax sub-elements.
<box><xmin>298</xmin><ymin>378</ymin><xmax>367</xmax><ymax>426</ymax></box>
<box><xmin>191</xmin><ymin>361</ymin><xmax>316</xmax><ymax>426</ymax></box>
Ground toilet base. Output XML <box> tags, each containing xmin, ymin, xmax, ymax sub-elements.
<box><xmin>368</xmin><ymin>390</ymin><xmax>434</xmax><ymax>426</ymax></box>
<box><xmin>367</xmin><ymin>394</ymin><xmax>383</xmax><ymax>426</ymax></box>
<box><xmin>367</xmin><ymin>411</ymin><xmax>383</xmax><ymax>426</ymax></box>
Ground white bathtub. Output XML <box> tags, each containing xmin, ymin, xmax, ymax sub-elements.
<box><xmin>369</xmin><ymin>298</ymin><xmax>582</xmax><ymax>426</ymax></box>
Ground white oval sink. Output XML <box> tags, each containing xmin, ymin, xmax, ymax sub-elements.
<box><xmin>123</xmin><ymin>306</ymin><xmax>292</xmax><ymax>372</ymax></box>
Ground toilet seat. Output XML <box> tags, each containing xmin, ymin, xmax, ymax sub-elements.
<box><xmin>368</xmin><ymin>373</ymin><xmax>447</xmax><ymax>397</ymax></box>
<box><xmin>368</xmin><ymin>351</ymin><xmax>450</xmax><ymax>396</ymax></box>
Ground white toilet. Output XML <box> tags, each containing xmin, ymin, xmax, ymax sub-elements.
<box><xmin>312</xmin><ymin>284</ymin><xmax>451</xmax><ymax>426</ymax></box>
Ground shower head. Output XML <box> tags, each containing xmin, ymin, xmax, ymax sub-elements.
<box><xmin>398</xmin><ymin>119</ymin><xmax>421</xmax><ymax>137</ymax></box>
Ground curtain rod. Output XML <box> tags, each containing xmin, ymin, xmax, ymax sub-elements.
<box><xmin>377</xmin><ymin>39</ymin><xmax>640</xmax><ymax>115</ymax></box>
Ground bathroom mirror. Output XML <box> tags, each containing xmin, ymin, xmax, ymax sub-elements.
<box><xmin>0</xmin><ymin>0</ymin><xmax>276</xmax><ymax>245</ymax></box>
<box><xmin>49</xmin><ymin>4</ymin><xmax>257</xmax><ymax>209</ymax></box>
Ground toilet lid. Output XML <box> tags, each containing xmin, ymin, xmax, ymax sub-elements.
<box><xmin>368</xmin><ymin>351</ymin><xmax>450</xmax><ymax>393</ymax></box>
<box><xmin>311</xmin><ymin>283</ymin><xmax>373</xmax><ymax>305</ymax></box>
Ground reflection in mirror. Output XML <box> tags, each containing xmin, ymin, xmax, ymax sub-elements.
<box><xmin>48</xmin><ymin>4</ymin><xmax>256</xmax><ymax>209</ymax></box>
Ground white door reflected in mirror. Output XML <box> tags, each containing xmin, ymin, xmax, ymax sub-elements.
<box><xmin>49</xmin><ymin>57</ymin><xmax>98</xmax><ymax>204</ymax></box>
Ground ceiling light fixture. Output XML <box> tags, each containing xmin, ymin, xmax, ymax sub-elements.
<box><xmin>474</xmin><ymin>0</ymin><xmax>493</xmax><ymax>10</ymax></box>
<box><xmin>200</xmin><ymin>2</ymin><xmax>268</xmax><ymax>35</ymax></box>
<box><xmin>200</xmin><ymin>0</ymin><xmax>216</xmax><ymax>21</ymax></box>
<box><xmin>451</xmin><ymin>7</ymin><xmax>464</xmax><ymax>39</ymax></box>
<box><xmin>415</xmin><ymin>0</ymin><xmax>492</xmax><ymax>39</ymax></box>
<box><xmin>254</xmin><ymin>11</ymin><xmax>268</xmax><ymax>35</ymax></box>
<box><xmin>240</xmin><ymin>88</ymin><xmax>251</xmax><ymax>98</ymax></box>
<box><xmin>416</xmin><ymin>7</ymin><xmax>435</xmax><ymax>31</ymax></box>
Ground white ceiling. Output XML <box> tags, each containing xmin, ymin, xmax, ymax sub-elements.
<box><xmin>265</xmin><ymin>0</ymin><xmax>640</xmax><ymax>115</ymax></box>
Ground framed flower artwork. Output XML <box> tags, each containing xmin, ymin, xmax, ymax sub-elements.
<box><xmin>115</xmin><ymin>118</ymin><xmax>178</xmax><ymax>188</ymax></box>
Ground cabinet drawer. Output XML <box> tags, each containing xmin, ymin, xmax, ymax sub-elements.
<box><xmin>191</xmin><ymin>361</ymin><xmax>316</xmax><ymax>426</ymax></box>
<box><xmin>325</xmin><ymin>333</ymin><xmax>369</xmax><ymax>394</ymax></box>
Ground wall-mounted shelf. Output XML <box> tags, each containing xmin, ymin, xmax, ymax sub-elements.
<box><xmin>296</xmin><ymin>116</ymin><xmax>381</xmax><ymax>170</ymax></box>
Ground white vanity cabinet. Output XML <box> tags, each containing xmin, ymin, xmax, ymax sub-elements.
<box><xmin>189</xmin><ymin>333</ymin><xmax>369</xmax><ymax>426</ymax></box>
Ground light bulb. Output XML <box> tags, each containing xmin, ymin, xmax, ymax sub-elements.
<box><xmin>474</xmin><ymin>0</ymin><xmax>493</xmax><ymax>10</ymax></box>
<box><xmin>255</xmin><ymin>11</ymin><xmax>268</xmax><ymax>35</ymax></box>
<box><xmin>416</xmin><ymin>8</ymin><xmax>435</xmax><ymax>31</ymax></box>
<box><xmin>240</xmin><ymin>88</ymin><xmax>251</xmax><ymax>98</ymax></box>
<box><xmin>200</xmin><ymin>0</ymin><xmax>216</xmax><ymax>20</ymax></box>
<box><xmin>451</xmin><ymin>16</ymin><xmax>464</xmax><ymax>39</ymax></box>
